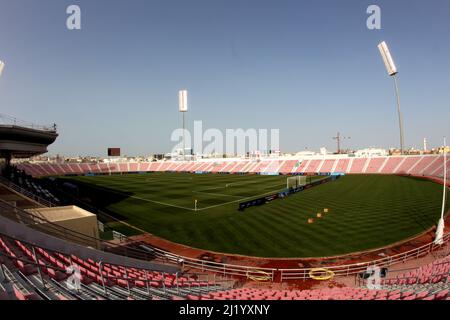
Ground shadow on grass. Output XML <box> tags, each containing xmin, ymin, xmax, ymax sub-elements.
<box><xmin>54</xmin><ymin>177</ymin><xmax>133</xmax><ymax>223</ymax></box>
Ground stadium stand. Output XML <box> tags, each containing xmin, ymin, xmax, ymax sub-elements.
<box><xmin>1</xmin><ymin>158</ymin><xmax>449</xmax><ymax>301</ymax></box>
<box><xmin>183</xmin><ymin>284</ymin><xmax>449</xmax><ymax>300</ymax></box>
<box><xmin>334</xmin><ymin>158</ymin><xmax>350</xmax><ymax>173</ymax></box>
<box><xmin>0</xmin><ymin>229</ymin><xmax>224</xmax><ymax>300</ymax></box>
<box><xmin>14</xmin><ymin>154</ymin><xmax>450</xmax><ymax>180</ymax></box>
<box><xmin>382</xmin><ymin>257</ymin><xmax>450</xmax><ymax>286</ymax></box>
<box><xmin>349</xmin><ymin>158</ymin><xmax>368</xmax><ymax>174</ymax></box>
<box><xmin>278</xmin><ymin>160</ymin><xmax>297</xmax><ymax>174</ymax></box>
<box><xmin>319</xmin><ymin>159</ymin><xmax>336</xmax><ymax>173</ymax></box>
<box><xmin>380</xmin><ymin>157</ymin><xmax>404</xmax><ymax>174</ymax></box>
<box><xmin>1</xmin><ymin>227</ymin><xmax>448</xmax><ymax>301</ymax></box>
<box><xmin>365</xmin><ymin>157</ymin><xmax>387</xmax><ymax>174</ymax></box>
<box><xmin>1</xmin><ymin>166</ymin><xmax>60</xmax><ymax>205</ymax></box>
<box><xmin>409</xmin><ymin>156</ymin><xmax>438</xmax><ymax>175</ymax></box>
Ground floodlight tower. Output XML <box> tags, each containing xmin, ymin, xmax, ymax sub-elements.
<box><xmin>435</xmin><ymin>137</ymin><xmax>447</xmax><ymax>245</ymax></box>
<box><xmin>178</xmin><ymin>90</ymin><xmax>188</xmax><ymax>161</ymax></box>
<box><xmin>378</xmin><ymin>41</ymin><xmax>405</xmax><ymax>155</ymax></box>
<box><xmin>0</xmin><ymin>60</ymin><xmax>5</xmax><ymax>77</ymax></box>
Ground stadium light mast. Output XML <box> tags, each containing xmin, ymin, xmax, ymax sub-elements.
<box><xmin>178</xmin><ymin>90</ymin><xmax>188</xmax><ymax>161</ymax></box>
<box><xmin>0</xmin><ymin>60</ymin><xmax>5</xmax><ymax>77</ymax></box>
<box><xmin>435</xmin><ymin>137</ymin><xmax>447</xmax><ymax>245</ymax></box>
<box><xmin>378</xmin><ymin>41</ymin><xmax>405</xmax><ymax>155</ymax></box>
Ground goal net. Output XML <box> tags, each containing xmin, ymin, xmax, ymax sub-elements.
<box><xmin>287</xmin><ymin>176</ymin><xmax>307</xmax><ymax>189</ymax></box>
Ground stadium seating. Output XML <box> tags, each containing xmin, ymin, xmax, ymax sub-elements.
<box><xmin>210</xmin><ymin>162</ymin><xmax>229</xmax><ymax>173</ymax></box>
<box><xmin>278</xmin><ymin>160</ymin><xmax>298</xmax><ymax>174</ymax></box>
<box><xmin>334</xmin><ymin>158</ymin><xmax>350</xmax><ymax>173</ymax></box>
<box><xmin>2</xmin><ymin>227</ymin><xmax>448</xmax><ymax>301</ymax></box>
<box><xmin>229</xmin><ymin>161</ymin><xmax>249</xmax><ymax>173</ymax></box>
<box><xmin>303</xmin><ymin>160</ymin><xmax>322</xmax><ymax>173</ymax></box>
<box><xmin>408</xmin><ymin>156</ymin><xmax>438</xmax><ymax>176</ymax></box>
<box><xmin>382</xmin><ymin>257</ymin><xmax>450</xmax><ymax>286</ymax></box>
<box><xmin>0</xmin><ymin>233</ymin><xmax>220</xmax><ymax>300</ymax></box>
<box><xmin>183</xmin><ymin>284</ymin><xmax>449</xmax><ymax>301</ymax></box>
<box><xmin>348</xmin><ymin>158</ymin><xmax>367</xmax><ymax>173</ymax></box>
<box><xmin>319</xmin><ymin>159</ymin><xmax>336</xmax><ymax>173</ymax></box>
<box><xmin>396</xmin><ymin>156</ymin><xmax>421</xmax><ymax>175</ymax></box>
<box><xmin>365</xmin><ymin>157</ymin><xmax>387</xmax><ymax>174</ymax></box>
<box><xmin>380</xmin><ymin>157</ymin><xmax>403</xmax><ymax>174</ymax></box>
<box><xmin>14</xmin><ymin>154</ymin><xmax>450</xmax><ymax>182</ymax></box>
<box><xmin>2</xmin><ymin>166</ymin><xmax>60</xmax><ymax>205</ymax></box>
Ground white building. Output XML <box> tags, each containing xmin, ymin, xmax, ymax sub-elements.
<box><xmin>354</xmin><ymin>148</ymin><xmax>388</xmax><ymax>157</ymax></box>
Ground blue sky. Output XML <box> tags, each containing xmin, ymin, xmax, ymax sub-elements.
<box><xmin>0</xmin><ymin>0</ymin><xmax>449</xmax><ymax>156</ymax></box>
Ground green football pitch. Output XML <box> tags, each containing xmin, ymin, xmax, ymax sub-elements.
<box><xmin>61</xmin><ymin>173</ymin><xmax>447</xmax><ymax>258</ymax></box>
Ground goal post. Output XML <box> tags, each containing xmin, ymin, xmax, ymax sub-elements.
<box><xmin>287</xmin><ymin>176</ymin><xmax>307</xmax><ymax>189</ymax></box>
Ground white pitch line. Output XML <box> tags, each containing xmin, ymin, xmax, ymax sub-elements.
<box><xmin>196</xmin><ymin>180</ymin><xmax>285</xmax><ymax>193</ymax></box>
<box><xmin>192</xmin><ymin>190</ymin><xmax>245</xmax><ymax>199</ymax></box>
<box><xmin>195</xmin><ymin>185</ymin><xmax>229</xmax><ymax>192</ymax></box>
<box><xmin>129</xmin><ymin>194</ymin><xmax>195</xmax><ymax>210</ymax></box>
<box><xmin>94</xmin><ymin>186</ymin><xmax>196</xmax><ymax>211</ymax></box>
<box><xmin>196</xmin><ymin>178</ymin><xmax>330</xmax><ymax>211</ymax></box>
<box><xmin>196</xmin><ymin>187</ymin><xmax>287</xmax><ymax>211</ymax></box>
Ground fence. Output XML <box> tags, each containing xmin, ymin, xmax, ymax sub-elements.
<box><xmin>279</xmin><ymin>233</ymin><xmax>449</xmax><ymax>281</ymax></box>
<box><xmin>0</xmin><ymin>177</ymin><xmax>57</xmax><ymax>208</ymax></box>
<box><xmin>0</xmin><ymin>113</ymin><xmax>56</xmax><ymax>132</ymax></box>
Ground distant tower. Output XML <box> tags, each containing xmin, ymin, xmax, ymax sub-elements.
<box><xmin>423</xmin><ymin>138</ymin><xmax>428</xmax><ymax>152</ymax></box>
<box><xmin>332</xmin><ymin>132</ymin><xmax>351</xmax><ymax>154</ymax></box>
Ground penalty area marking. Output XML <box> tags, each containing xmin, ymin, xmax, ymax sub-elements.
<box><xmin>191</xmin><ymin>190</ymin><xmax>245</xmax><ymax>199</ymax></box>
<box><xmin>196</xmin><ymin>186</ymin><xmax>288</xmax><ymax>211</ymax></box>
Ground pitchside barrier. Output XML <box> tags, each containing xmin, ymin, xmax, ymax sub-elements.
<box><xmin>238</xmin><ymin>174</ymin><xmax>341</xmax><ymax>211</ymax></box>
<box><xmin>0</xmin><ymin>185</ymin><xmax>448</xmax><ymax>283</ymax></box>
<box><xmin>279</xmin><ymin>232</ymin><xmax>450</xmax><ymax>281</ymax></box>
<box><xmin>130</xmin><ymin>232</ymin><xmax>449</xmax><ymax>282</ymax></box>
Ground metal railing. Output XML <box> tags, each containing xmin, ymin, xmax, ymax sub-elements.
<box><xmin>0</xmin><ymin>113</ymin><xmax>56</xmax><ymax>132</ymax></box>
<box><xmin>279</xmin><ymin>234</ymin><xmax>449</xmax><ymax>281</ymax></box>
<box><xmin>0</xmin><ymin>177</ymin><xmax>57</xmax><ymax>208</ymax></box>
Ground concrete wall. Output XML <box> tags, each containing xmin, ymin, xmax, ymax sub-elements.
<box><xmin>26</xmin><ymin>206</ymin><xmax>99</xmax><ymax>240</ymax></box>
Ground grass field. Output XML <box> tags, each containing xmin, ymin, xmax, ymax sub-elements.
<box><xmin>61</xmin><ymin>173</ymin><xmax>447</xmax><ymax>258</ymax></box>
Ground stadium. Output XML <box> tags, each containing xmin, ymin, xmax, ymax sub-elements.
<box><xmin>0</xmin><ymin>0</ymin><xmax>449</xmax><ymax>309</ymax></box>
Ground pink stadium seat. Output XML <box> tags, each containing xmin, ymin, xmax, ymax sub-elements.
<box><xmin>319</xmin><ymin>159</ymin><xmax>336</xmax><ymax>173</ymax></box>
<box><xmin>304</xmin><ymin>160</ymin><xmax>321</xmax><ymax>173</ymax></box>
<box><xmin>278</xmin><ymin>160</ymin><xmax>298</xmax><ymax>174</ymax></box>
<box><xmin>349</xmin><ymin>158</ymin><xmax>368</xmax><ymax>173</ymax></box>
<box><xmin>380</xmin><ymin>157</ymin><xmax>403</xmax><ymax>174</ymax></box>
<box><xmin>409</xmin><ymin>156</ymin><xmax>436</xmax><ymax>175</ymax></box>
<box><xmin>334</xmin><ymin>159</ymin><xmax>350</xmax><ymax>173</ymax></box>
